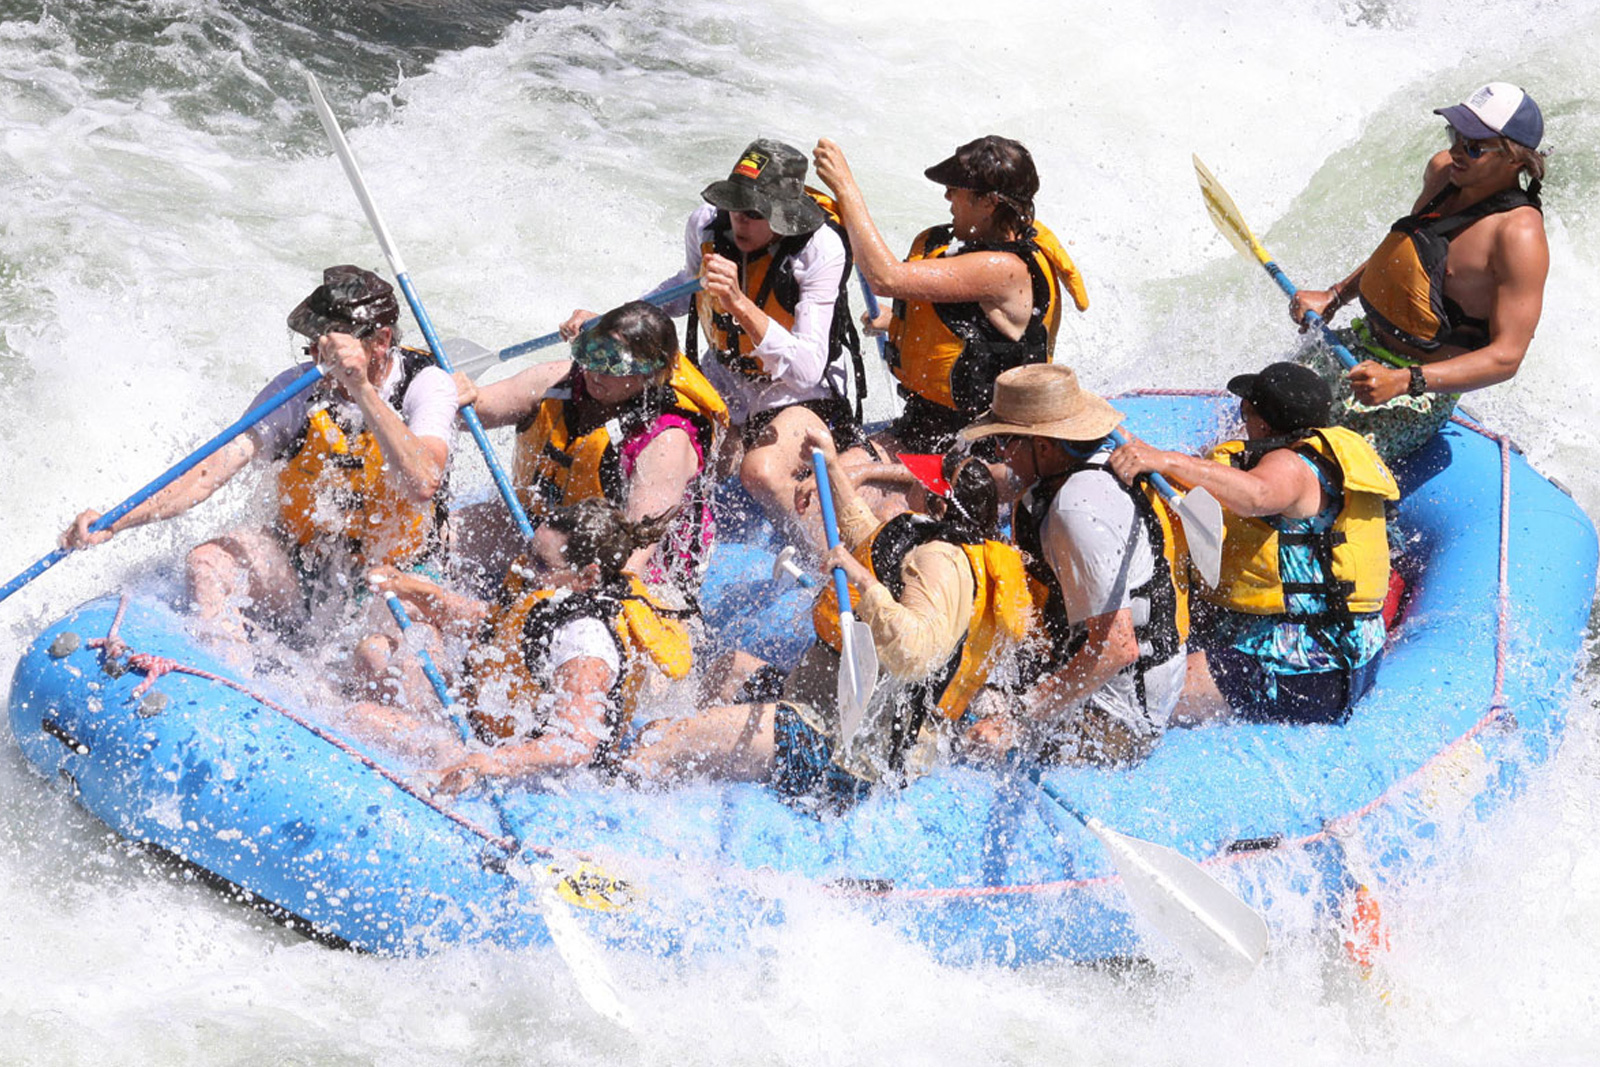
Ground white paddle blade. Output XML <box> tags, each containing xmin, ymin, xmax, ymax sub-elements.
<box><xmin>304</xmin><ymin>73</ymin><xmax>407</xmax><ymax>275</ymax></box>
<box><xmin>1192</xmin><ymin>154</ymin><xmax>1265</xmax><ymax>265</ymax></box>
<box><xmin>538</xmin><ymin>883</ymin><xmax>635</xmax><ymax>1031</ymax></box>
<box><xmin>1086</xmin><ymin>817</ymin><xmax>1268</xmax><ymax>977</ymax></box>
<box><xmin>836</xmin><ymin>614</ymin><xmax>878</xmax><ymax>746</ymax></box>
<box><xmin>442</xmin><ymin>337</ymin><xmax>498</xmax><ymax>380</ymax></box>
<box><xmin>1176</xmin><ymin>487</ymin><xmax>1225</xmax><ymax>589</ymax></box>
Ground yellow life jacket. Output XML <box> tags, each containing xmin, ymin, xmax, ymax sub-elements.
<box><xmin>687</xmin><ymin>187</ymin><xmax>866</xmax><ymax>416</ymax></box>
<box><xmin>1013</xmin><ymin>461</ymin><xmax>1190</xmax><ymax>694</ymax></box>
<box><xmin>810</xmin><ymin>513</ymin><xmax>1033</xmax><ymax>724</ymax></box>
<box><xmin>1201</xmin><ymin>427</ymin><xmax>1399</xmax><ymax>617</ymax></box>
<box><xmin>274</xmin><ymin>346</ymin><xmax>443</xmax><ymax>569</ymax></box>
<box><xmin>1358</xmin><ymin>184</ymin><xmax>1540</xmax><ymax>354</ymax></box>
<box><xmin>510</xmin><ymin>358</ymin><xmax>728</xmax><ymax>519</ymax></box>
<box><xmin>884</xmin><ymin>220</ymin><xmax>1087</xmax><ymax>416</ymax></box>
<box><xmin>466</xmin><ymin>568</ymin><xmax>693</xmax><ymax>766</ymax></box>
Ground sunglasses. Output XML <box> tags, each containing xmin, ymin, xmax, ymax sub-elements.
<box><xmin>1449</xmin><ymin>129</ymin><xmax>1508</xmax><ymax>160</ymax></box>
<box><xmin>732</xmin><ymin>209</ymin><xmax>766</xmax><ymax>221</ymax></box>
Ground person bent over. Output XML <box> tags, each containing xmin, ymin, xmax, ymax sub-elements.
<box><xmin>562</xmin><ymin>139</ymin><xmax>866</xmax><ymax>540</ymax></box>
<box><xmin>628</xmin><ymin>430</ymin><xmax>1033</xmax><ymax>811</ymax></box>
<box><xmin>349</xmin><ymin>501</ymin><xmax>693</xmax><ymax>791</ymax></box>
<box><xmin>1109</xmin><ymin>362</ymin><xmax>1399</xmax><ymax>725</ymax></box>
<box><xmin>959</xmin><ymin>364</ymin><xmax>1190</xmax><ymax>766</ymax></box>
<box><xmin>60</xmin><ymin>266</ymin><xmax>455</xmax><ymax>651</ymax></box>
<box><xmin>1289</xmin><ymin>82</ymin><xmax>1549</xmax><ymax>463</ymax></box>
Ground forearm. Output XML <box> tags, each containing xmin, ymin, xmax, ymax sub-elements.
<box><xmin>1137</xmin><ymin>450</ymin><xmax>1286</xmax><ymax>517</ymax></box>
<box><xmin>357</xmin><ymin>390</ymin><xmax>446</xmax><ymax>503</ymax></box>
<box><xmin>472</xmin><ymin>361</ymin><xmax>569</xmax><ymax>428</ymax></box>
<box><xmin>1417</xmin><ymin>343</ymin><xmax>1526</xmax><ymax>394</ymax></box>
<box><xmin>1024</xmin><ymin>614</ymin><xmax>1137</xmax><ymax>722</ymax></box>
<box><xmin>831</xmin><ymin>183</ymin><xmax>901</xmax><ymax>293</ymax></box>
<box><xmin>110</xmin><ymin>436</ymin><xmax>253</xmax><ymax>532</ymax></box>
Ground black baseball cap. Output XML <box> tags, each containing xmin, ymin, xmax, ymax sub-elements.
<box><xmin>1227</xmin><ymin>362</ymin><xmax>1331</xmax><ymax>434</ymax></box>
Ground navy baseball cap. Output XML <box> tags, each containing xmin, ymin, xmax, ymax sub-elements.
<box><xmin>1435</xmin><ymin>82</ymin><xmax>1543</xmax><ymax>150</ymax></box>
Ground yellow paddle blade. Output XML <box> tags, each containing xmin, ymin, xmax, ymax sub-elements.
<box><xmin>1192</xmin><ymin>154</ymin><xmax>1271</xmax><ymax>266</ymax></box>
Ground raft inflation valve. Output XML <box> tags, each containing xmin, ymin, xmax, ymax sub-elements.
<box><xmin>48</xmin><ymin>632</ymin><xmax>82</xmax><ymax>658</ymax></box>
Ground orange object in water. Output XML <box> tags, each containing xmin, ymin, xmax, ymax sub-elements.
<box><xmin>1343</xmin><ymin>883</ymin><xmax>1391</xmax><ymax>968</ymax></box>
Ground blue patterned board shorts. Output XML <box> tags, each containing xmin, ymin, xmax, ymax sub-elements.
<box><xmin>1299</xmin><ymin>318</ymin><xmax>1459</xmax><ymax>465</ymax></box>
<box><xmin>771</xmin><ymin>701</ymin><xmax>870</xmax><ymax>812</ymax></box>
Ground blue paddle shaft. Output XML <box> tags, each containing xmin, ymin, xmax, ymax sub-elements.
<box><xmin>379</xmin><ymin>590</ymin><xmax>467</xmax><ymax>735</ymax></box>
<box><xmin>392</xmin><ymin>275</ymin><xmax>537</xmax><ymax>541</ymax></box>
<box><xmin>1107</xmin><ymin>427</ymin><xmax>1184</xmax><ymax>503</ymax></box>
<box><xmin>810</xmin><ymin>448</ymin><xmax>854</xmax><ymax>611</ymax></box>
<box><xmin>856</xmin><ymin>270</ymin><xmax>887</xmax><ymax>359</ymax></box>
<box><xmin>493</xmin><ymin>278</ymin><xmax>705</xmax><ymax>364</ymax></box>
<box><xmin>1260</xmin><ymin>259</ymin><xmax>1359</xmax><ymax>370</ymax></box>
<box><xmin>0</xmin><ymin>363</ymin><xmax>327</xmax><ymax>606</ymax></box>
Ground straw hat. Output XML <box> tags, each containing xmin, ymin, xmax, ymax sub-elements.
<box><xmin>958</xmin><ymin>364</ymin><xmax>1123</xmax><ymax>443</ymax></box>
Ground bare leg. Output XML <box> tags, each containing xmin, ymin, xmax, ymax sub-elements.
<box><xmin>1169</xmin><ymin>650</ymin><xmax>1234</xmax><ymax>726</ymax></box>
<box><xmin>740</xmin><ymin>405</ymin><xmax>839</xmax><ymax>547</ymax></box>
<box><xmin>185</xmin><ymin>529</ymin><xmax>303</xmax><ymax>649</ymax></box>
<box><xmin>698</xmin><ymin>649</ymin><xmax>772</xmax><ymax>706</ymax></box>
<box><xmin>625</xmin><ymin>702</ymin><xmax>776</xmax><ymax>784</ymax></box>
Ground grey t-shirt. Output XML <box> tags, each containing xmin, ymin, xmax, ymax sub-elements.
<box><xmin>1033</xmin><ymin>457</ymin><xmax>1185</xmax><ymax>733</ymax></box>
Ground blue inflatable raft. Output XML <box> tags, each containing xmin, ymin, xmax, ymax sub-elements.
<box><xmin>8</xmin><ymin>391</ymin><xmax>1596</xmax><ymax>966</ymax></box>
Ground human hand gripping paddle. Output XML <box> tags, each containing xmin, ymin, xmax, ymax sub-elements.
<box><xmin>810</xmin><ymin>447</ymin><xmax>879</xmax><ymax>746</ymax></box>
<box><xmin>0</xmin><ymin>364</ymin><xmax>327</xmax><ymax>606</ymax></box>
<box><xmin>1108</xmin><ymin>427</ymin><xmax>1224</xmax><ymax>588</ymax></box>
<box><xmin>304</xmin><ymin>73</ymin><xmax>536</xmax><ymax>541</ymax></box>
<box><xmin>1028</xmin><ymin>765</ymin><xmax>1269</xmax><ymax>976</ymax></box>
<box><xmin>1192</xmin><ymin>155</ymin><xmax>1359</xmax><ymax>370</ymax></box>
<box><xmin>374</xmin><ymin>587</ymin><xmax>634</xmax><ymax>1031</ymax></box>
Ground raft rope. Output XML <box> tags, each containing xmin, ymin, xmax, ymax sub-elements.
<box><xmin>87</xmin><ymin>595</ymin><xmax>531</xmax><ymax>858</ymax></box>
<box><xmin>79</xmin><ymin>396</ymin><xmax>1522</xmax><ymax>904</ymax></box>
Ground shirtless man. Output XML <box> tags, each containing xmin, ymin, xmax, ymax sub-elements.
<box><xmin>1290</xmin><ymin>82</ymin><xmax>1548</xmax><ymax>462</ymax></box>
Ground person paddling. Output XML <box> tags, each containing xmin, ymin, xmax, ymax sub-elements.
<box><xmin>560</xmin><ymin>139</ymin><xmax>868</xmax><ymax>539</ymax></box>
<box><xmin>453</xmin><ymin>301</ymin><xmax>726</xmax><ymax>599</ymax></box>
<box><xmin>1289</xmin><ymin>82</ymin><xmax>1549</xmax><ymax>462</ymax></box>
<box><xmin>1109</xmin><ymin>362</ymin><xmax>1399</xmax><ymax>725</ymax></box>
<box><xmin>813</xmin><ymin>135</ymin><xmax>1089</xmax><ymax>455</ymax></box>
<box><xmin>59</xmin><ymin>266</ymin><xmax>455</xmax><ymax>650</ymax></box>
<box><xmin>626</xmin><ymin>429</ymin><xmax>1033</xmax><ymax>809</ymax></box>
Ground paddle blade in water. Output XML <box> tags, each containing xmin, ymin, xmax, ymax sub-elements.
<box><xmin>1192</xmin><ymin>154</ymin><xmax>1267</xmax><ymax>265</ymax></box>
<box><xmin>1085</xmin><ymin>816</ymin><xmax>1268</xmax><ymax>977</ymax></box>
<box><xmin>1176</xmin><ymin>487</ymin><xmax>1225</xmax><ymax>589</ymax></box>
<box><xmin>837</xmin><ymin>615</ymin><xmax>878</xmax><ymax>746</ymax></box>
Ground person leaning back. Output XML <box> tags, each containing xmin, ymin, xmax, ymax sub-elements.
<box><xmin>1291</xmin><ymin>82</ymin><xmax>1549</xmax><ymax>463</ymax></box>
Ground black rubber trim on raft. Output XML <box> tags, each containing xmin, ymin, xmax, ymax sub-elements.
<box><xmin>40</xmin><ymin>717</ymin><xmax>89</xmax><ymax>755</ymax></box>
<box><xmin>1224</xmin><ymin>836</ymin><xmax>1283</xmax><ymax>854</ymax></box>
<box><xmin>128</xmin><ymin>839</ymin><xmax>357</xmax><ymax>953</ymax></box>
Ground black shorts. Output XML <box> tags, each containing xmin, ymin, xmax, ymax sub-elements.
<box><xmin>740</xmin><ymin>396</ymin><xmax>869</xmax><ymax>452</ymax></box>
<box><xmin>1206</xmin><ymin>646</ymin><xmax>1381</xmax><ymax>725</ymax></box>
<box><xmin>885</xmin><ymin>391</ymin><xmax>977</xmax><ymax>454</ymax></box>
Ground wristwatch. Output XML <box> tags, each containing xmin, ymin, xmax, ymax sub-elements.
<box><xmin>1407</xmin><ymin>365</ymin><xmax>1427</xmax><ymax>398</ymax></box>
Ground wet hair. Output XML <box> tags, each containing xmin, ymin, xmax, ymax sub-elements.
<box><xmin>1503</xmin><ymin>138</ymin><xmax>1547</xmax><ymax>203</ymax></box>
<box><xmin>542</xmin><ymin>499</ymin><xmax>678</xmax><ymax>583</ymax></box>
<box><xmin>586</xmin><ymin>300</ymin><xmax>680</xmax><ymax>385</ymax></box>
<box><xmin>953</xmin><ymin>136</ymin><xmax>1039</xmax><ymax>235</ymax></box>
<box><xmin>938</xmin><ymin>453</ymin><xmax>1001</xmax><ymax>540</ymax></box>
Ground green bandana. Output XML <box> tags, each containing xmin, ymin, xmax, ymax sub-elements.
<box><xmin>571</xmin><ymin>332</ymin><xmax>669</xmax><ymax>377</ymax></box>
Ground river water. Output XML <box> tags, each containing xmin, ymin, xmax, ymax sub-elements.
<box><xmin>3</xmin><ymin>0</ymin><xmax>1599</xmax><ymax>1062</ymax></box>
